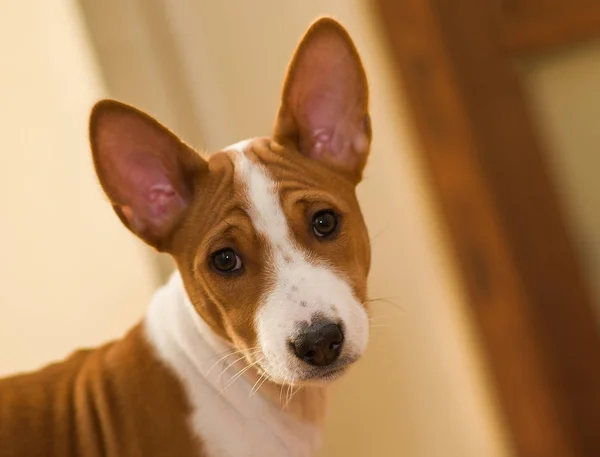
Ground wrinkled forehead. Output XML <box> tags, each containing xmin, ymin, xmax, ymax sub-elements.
<box><xmin>177</xmin><ymin>138</ymin><xmax>355</xmax><ymax>257</ymax></box>
<box><xmin>223</xmin><ymin>138</ymin><xmax>336</xmax><ymax>190</ymax></box>
<box><xmin>212</xmin><ymin>138</ymin><xmax>351</xmax><ymax>208</ymax></box>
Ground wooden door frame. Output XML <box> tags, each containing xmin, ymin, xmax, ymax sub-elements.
<box><xmin>373</xmin><ymin>1</ymin><xmax>600</xmax><ymax>456</ymax></box>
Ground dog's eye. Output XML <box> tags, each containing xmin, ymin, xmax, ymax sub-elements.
<box><xmin>211</xmin><ymin>248</ymin><xmax>243</xmax><ymax>274</ymax></box>
<box><xmin>312</xmin><ymin>210</ymin><xmax>338</xmax><ymax>238</ymax></box>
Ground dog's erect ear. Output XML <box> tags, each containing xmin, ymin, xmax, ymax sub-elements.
<box><xmin>274</xmin><ymin>18</ymin><xmax>371</xmax><ymax>182</ymax></box>
<box><xmin>89</xmin><ymin>100</ymin><xmax>206</xmax><ymax>251</ymax></box>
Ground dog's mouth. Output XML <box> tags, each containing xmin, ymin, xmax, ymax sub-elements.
<box><xmin>300</xmin><ymin>355</ymin><xmax>358</xmax><ymax>383</ymax></box>
<box><xmin>307</xmin><ymin>365</ymin><xmax>347</xmax><ymax>382</ymax></box>
<box><xmin>253</xmin><ymin>354</ymin><xmax>358</xmax><ymax>386</ymax></box>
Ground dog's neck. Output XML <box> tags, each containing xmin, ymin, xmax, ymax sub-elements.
<box><xmin>144</xmin><ymin>271</ymin><xmax>326</xmax><ymax>457</ymax></box>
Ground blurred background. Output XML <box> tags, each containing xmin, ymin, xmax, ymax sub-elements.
<box><xmin>2</xmin><ymin>1</ymin><xmax>599</xmax><ymax>456</ymax></box>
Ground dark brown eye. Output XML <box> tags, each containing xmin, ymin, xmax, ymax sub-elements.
<box><xmin>312</xmin><ymin>210</ymin><xmax>338</xmax><ymax>238</ymax></box>
<box><xmin>211</xmin><ymin>248</ymin><xmax>243</xmax><ymax>274</ymax></box>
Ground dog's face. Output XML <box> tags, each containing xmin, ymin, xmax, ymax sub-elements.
<box><xmin>89</xmin><ymin>18</ymin><xmax>372</xmax><ymax>384</ymax></box>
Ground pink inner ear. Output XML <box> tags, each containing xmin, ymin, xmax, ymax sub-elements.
<box><xmin>301</xmin><ymin>91</ymin><xmax>369</xmax><ymax>167</ymax></box>
<box><xmin>91</xmin><ymin>103</ymin><xmax>199</xmax><ymax>245</ymax></box>
<box><xmin>114</xmin><ymin>152</ymin><xmax>187</xmax><ymax>236</ymax></box>
<box><xmin>286</xmin><ymin>32</ymin><xmax>370</xmax><ymax>170</ymax></box>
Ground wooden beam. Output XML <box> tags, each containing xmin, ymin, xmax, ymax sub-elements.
<box><xmin>500</xmin><ymin>5</ymin><xmax>600</xmax><ymax>56</ymax></box>
<box><xmin>373</xmin><ymin>0</ymin><xmax>600</xmax><ymax>456</ymax></box>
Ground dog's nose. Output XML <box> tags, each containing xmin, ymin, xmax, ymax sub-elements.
<box><xmin>291</xmin><ymin>322</ymin><xmax>344</xmax><ymax>366</ymax></box>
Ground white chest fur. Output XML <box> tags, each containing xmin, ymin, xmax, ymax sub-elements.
<box><xmin>144</xmin><ymin>272</ymin><xmax>323</xmax><ymax>457</ymax></box>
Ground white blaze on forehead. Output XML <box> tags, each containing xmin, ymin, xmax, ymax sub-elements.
<box><xmin>229</xmin><ymin>139</ymin><xmax>369</xmax><ymax>383</ymax></box>
<box><xmin>226</xmin><ymin>138</ymin><xmax>298</xmax><ymax>256</ymax></box>
<box><xmin>227</xmin><ymin>139</ymin><xmax>290</xmax><ymax>249</ymax></box>
<box><xmin>225</xmin><ymin>138</ymin><xmax>255</xmax><ymax>155</ymax></box>
<box><xmin>235</xmin><ymin>156</ymin><xmax>291</xmax><ymax>250</ymax></box>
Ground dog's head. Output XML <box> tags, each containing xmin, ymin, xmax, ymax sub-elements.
<box><xmin>89</xmin><ymin>18</ymin><xmax>371</xmax><ymax>385</ymax></box>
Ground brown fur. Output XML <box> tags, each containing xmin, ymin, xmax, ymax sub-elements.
<box><xmin>0</xmin><ymin>326</ymin><xmax>201</xmax><ymax>457</ymax></box>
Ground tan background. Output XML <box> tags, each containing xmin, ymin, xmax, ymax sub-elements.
<box><xmin>0</xmin><ymin>1</ymin><xmax>159</xmax><ymax>376</ymax></box>
<box><xmin>522</xmin><ymin>42</ymin><xmax>600</xmax><ymax>321</ymax></box>
<box><xmin>0</xmin><ymin>1</ymin><xmax>516</xmax><ymax>456</ymax></box>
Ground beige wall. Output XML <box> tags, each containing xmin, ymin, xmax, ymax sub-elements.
<box><xmin>0</xmin><ymin>1</ymin><xmax>159</xmax><ymax>376</ymax></box>
<box><xmin>522</xmin><ymin>42</ymin><xmax>600</xmax><ymax>321</ymax></box>
<box><xmin>152</xmin><ymin>1</ymin><xmax>511</xmax><ymax>456</ymax></box>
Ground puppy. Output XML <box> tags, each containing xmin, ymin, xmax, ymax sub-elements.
<box><xmin>0</xmin><ymin>17</ymin><xmax>372</xmax><ymax>457</ymax></box>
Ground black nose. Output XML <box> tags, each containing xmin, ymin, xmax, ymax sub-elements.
<box><xmin>291</xmin><ymin>322</ymin><xmax>344</xmax><ymax>366</ymax></box>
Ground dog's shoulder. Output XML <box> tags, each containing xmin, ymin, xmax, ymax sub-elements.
<box><xmin>0</xmin><ymin>325</ymin><xmax>204</xmax><ymax>457</ymax></box>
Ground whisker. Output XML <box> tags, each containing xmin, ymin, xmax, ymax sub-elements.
<box><xmin>279</xmin><ymin>377</ymin><xmax>287</xmax><ymax>403</ymax></box>
<box><xmin>366</xmin><ymin>297</ymin><xmax>407</xmax><ymax>312</ymax></box>
<box><xmin>206</xmin><ymin>345</ymin><xmax>261</xmax><ymax>376</ymax></box>
<box><xmin>285</xmin><ymin>383</ymin><xmax>298</xmax><ymax>409</ymax></box>
<box><xmin>214</xmin><ymin>348</ymin><xmax>263</xmax><ymax>380</ymax></box>
<box><xmin>218</xmin><ymin>354</ymin><xmax>250</xmax><ymax>380</ymax></box>
<box><xmin>206</xmin><ymin>349</ymin><xmax>242</xmax><ymax>375</ymax></box>
<box><xmin>369</xmin><ymin>225</ymin><xmax>390</xmax><ymax>243</ymax></box>
<box><xmin>218</xmin><ymin>357</ymin><xmax>264</xmax><ymax>397</ymax></box>
<box><xmin>251</xmin><ymin>372</ymin><xmax>268</xmax><ymax>397</ymax></box>
<box><xmin>224</xmin><ymin>365</ymin><xmax>254</xmax><ymax>390</ymax></box>
<box><xmin>251</xmin><ymin>371</ymin><xmax>270</xmax><ymax>397</ymax></box>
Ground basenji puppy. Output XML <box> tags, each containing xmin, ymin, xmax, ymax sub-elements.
<box><xmin>0</xmin><ymin>17</ymin><xmax>372</xmax><ymax>457</ymax></box>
